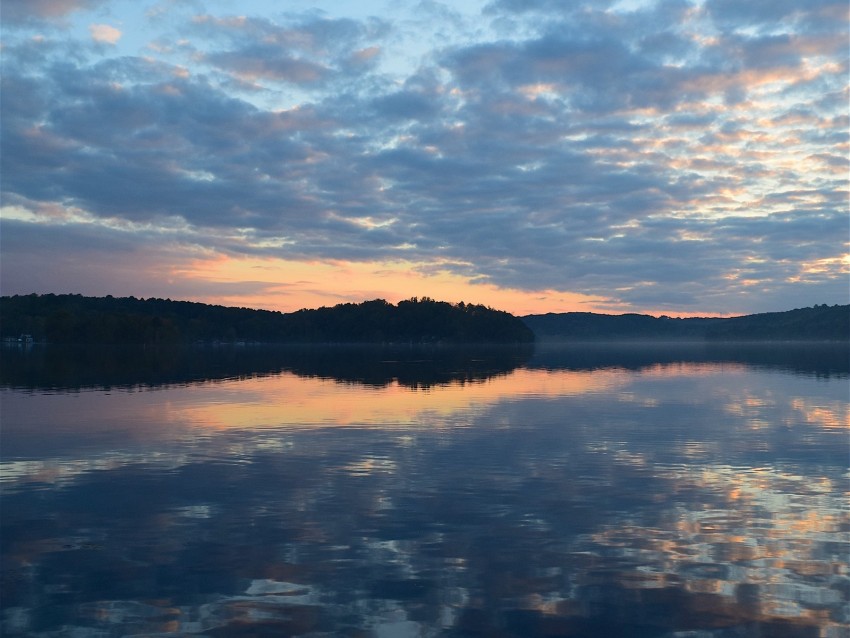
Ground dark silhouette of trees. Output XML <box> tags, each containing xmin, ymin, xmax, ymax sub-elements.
<box><xmin>3</xmin><ymin>294</ymin><xmax>845</xmax><ymax>345</ymax></box>
<box><xmin>0</xmin><ymin>294</ymin><xmax>535</xmax><ymax>345</ymax></box>
<box><xmin>522</xmin><ymin>304</ymin><xmax>850</xmax><ymax>342</ymax></box>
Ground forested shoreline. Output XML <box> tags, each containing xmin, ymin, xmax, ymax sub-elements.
<box><xmin>0</xmin><ymin>294</ymin><xmax>534</xmax><ymax>344</ymax></box>
<box><xmin>1</xmin><ymin>294</ymin><xmax>847</xmax><ymax>345</ymax></box>
<box><xmin>523</xmin><ymin>304</ymin><xmax>849</xmax><ymax>342</ymax></box>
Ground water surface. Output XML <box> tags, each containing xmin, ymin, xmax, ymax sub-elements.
<box><xmin>2</xmin><ymin>343</ymin><xmax>848</xmax><ymax>637</ymax></box>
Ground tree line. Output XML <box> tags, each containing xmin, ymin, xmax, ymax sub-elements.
<box><xmin>522</xmin><ymin>304</ymin><xmax>850</xmax><ymax>341</ymax></box>
<box><xmin>3</xmin><ymin>294</ymin><xmax>845</xmax><ymax>345</ymax></box>
<box><xmin>0</xmin><ymin>294</ymin><xmax>535</xmax><ymax>345</ymax></box>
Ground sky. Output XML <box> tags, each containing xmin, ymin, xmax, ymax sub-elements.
<box><xmin>1</xmin><ymin>0</ymin><xmax>848</xmax><ymax>316</ymax></box>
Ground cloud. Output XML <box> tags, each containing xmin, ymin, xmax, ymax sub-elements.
<box><xmin>0</xmin><ymin>216</ymin><xmax>200</xmax><ymax>299</ymax></box>
<box><xmin>205</xmin><ymin>48</ymin><xmax>330</xmax><ymax>84</ymax></box>
<box><xmin>89</xmin><ymin>24</ymin><xmax>122</xmax><ymax>45</ymax></box>
<box><xmin>187</xmin><ymin>14</ymin><xmax>389</xmax><ymax>88</ymax></box>
<box><xmin>704</xmin><ymin>0</ymin><xmax>848</xmax><ymax>32</ymax></box>
<box><xmin>0</xmin><ymin>1</ymin><xmax>847</xmax><ymax>314</ymax></box>
<box><xmin>1</xmin><ymin>0</ymin><xmax>110</xmax><ymax>25</ymax></box>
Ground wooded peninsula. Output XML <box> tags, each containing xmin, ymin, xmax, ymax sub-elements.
<box><xmin>1</xmin><ymin>294</ymin><xmax>847</xmax><ymax>345</ymax></box>
<box><xmin>1</xmin><ymin>294</ymin><xmax>534</xmax><ymax>345</ymax></box>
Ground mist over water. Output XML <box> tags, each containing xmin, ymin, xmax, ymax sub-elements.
<box><xmin>2</xmin><ymin>343</ymin><xmax>848</xmax><ymax>637</ymax></box>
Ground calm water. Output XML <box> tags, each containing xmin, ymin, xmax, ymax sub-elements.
<box><xmin>1</xmin><ymin>344</ymin><xmax>848</xmax><ymax>637</ymax></box>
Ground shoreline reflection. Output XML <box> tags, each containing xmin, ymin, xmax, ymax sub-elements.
<box><xmin>1</xmin><ymin>341</ymin><xmax>847</xmax><ymax>393</ymax></box>
<box><xmin>0</xmin><ymin>343</ymin><xmax>533</xmax><ymax>392</ymax></box>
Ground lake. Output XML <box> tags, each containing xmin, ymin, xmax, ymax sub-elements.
<box><xmin>1</xmin><ymin>343</ymin><xmax>848</xmax><ymax>637</ymax></box>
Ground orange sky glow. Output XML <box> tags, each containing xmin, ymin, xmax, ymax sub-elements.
<box><xmin>171</xmin><ymin>254</ymin><xmax>730</xmax><ymax>317</ymax></box>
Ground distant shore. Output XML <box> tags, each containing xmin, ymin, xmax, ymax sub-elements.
<box><xmin>2</xmin><ymin>294</ymin><xmax>847</xmax><ymax>345</ymax></box>
<box><xmin>521</xmin><ymin>305</ymin><xmax>848</xmax><ymax>342</ymax></box>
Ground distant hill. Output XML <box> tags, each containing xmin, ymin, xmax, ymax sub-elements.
<box><xmin>522</xmin><ymin>304</ymin><xmax>849</xmax><ymax>342</ymax></box>
<box><xmin>0</xmin><ymin>294</ymin><xmax>534</xmax><ymax>345</ymax></box>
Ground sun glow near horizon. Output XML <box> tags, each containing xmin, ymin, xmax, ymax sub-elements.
<box><xmin>170</xmin><ymin>254</ymin><xmax>618</xmax><ymax>316</ymax></box>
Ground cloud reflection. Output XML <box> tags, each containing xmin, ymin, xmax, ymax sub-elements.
<box><xmin>1</xmin><ymin>347</ymin><xmax>847</xmax><ymax>636</ymax></box>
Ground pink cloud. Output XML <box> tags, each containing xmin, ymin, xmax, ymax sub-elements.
<box><xmin>89</xmin><ymin>23</ymin><xmax>122</xmax><ymax>45</ymax></box>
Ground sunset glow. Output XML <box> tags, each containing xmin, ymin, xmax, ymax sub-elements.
<box><xmin>172</xmin><ymin>254</ymin><xmax>612</xmax><ymax>315</ymax></box>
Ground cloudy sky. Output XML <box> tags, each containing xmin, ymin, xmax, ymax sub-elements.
<box><xmin>1</xmin><ymin>0</ymin><xmax>847</xmax><ymax>315</ymax></box>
